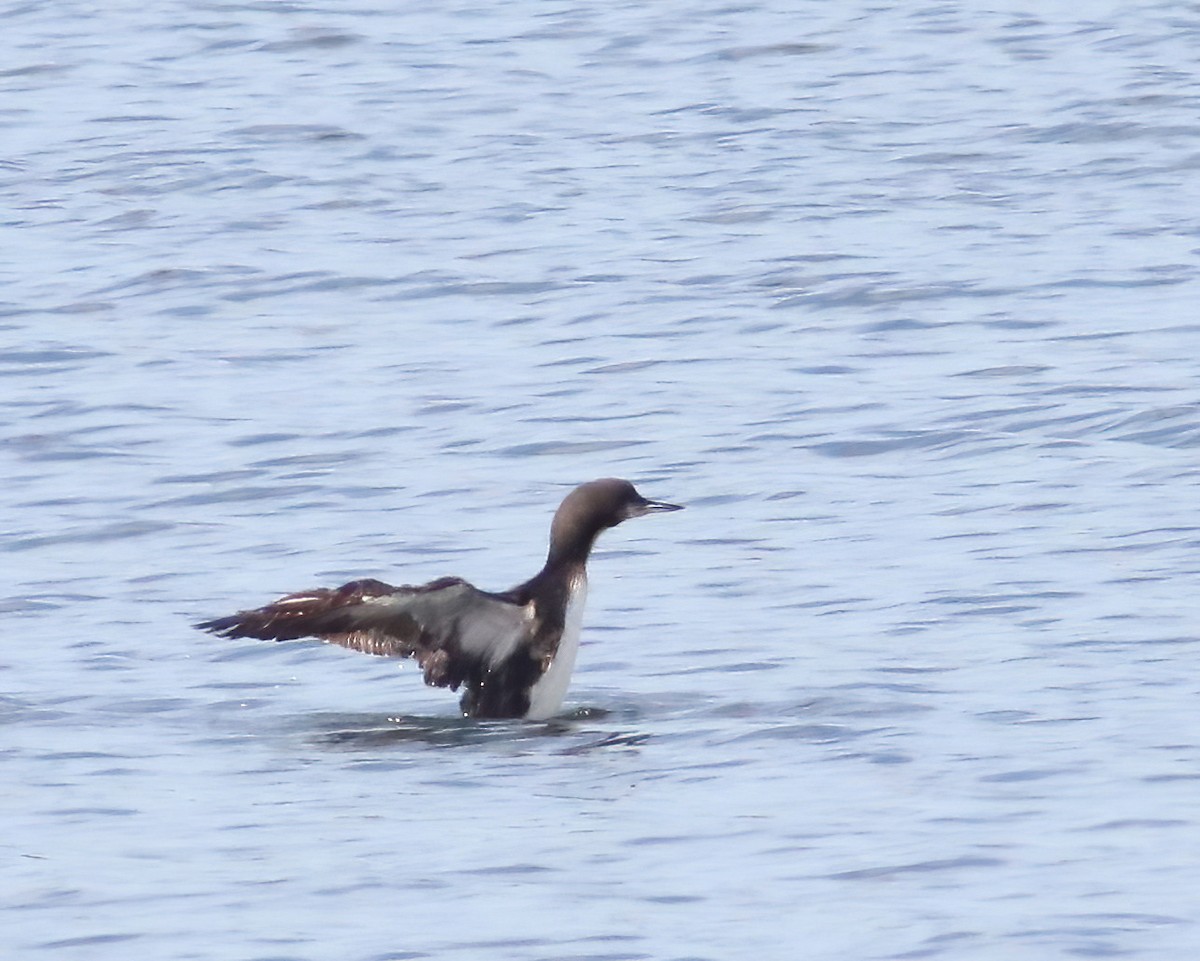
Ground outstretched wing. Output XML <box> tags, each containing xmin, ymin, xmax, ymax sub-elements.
<box><xmin>197</xmin><ymin>577</ymin><xmax>533</xmax><ymax>691</ymax></box>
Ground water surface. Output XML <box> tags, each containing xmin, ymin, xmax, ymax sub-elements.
<box><xmin>4</xmin><ymin>2</ymin><xmax>1200</xmax><ymax>959</ymax></box>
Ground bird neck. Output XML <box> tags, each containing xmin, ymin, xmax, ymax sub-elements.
<box><xmin>546</xmin><ymin>509</ymin><xmax>610</xmax><ymax>569</ymax></box>
<box><xmin>512</xmin><ymin>551</ymin><xmax>588</xmax><ymax>606</ymax></box>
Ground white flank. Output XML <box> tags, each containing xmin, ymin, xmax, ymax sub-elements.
<box><xmin>525</xmin><ymin>575</ymin><xmax>587</xmax><ymax>720</ymax></box>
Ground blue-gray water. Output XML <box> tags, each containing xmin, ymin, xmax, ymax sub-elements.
<box><xmin>4</xmin><ymin>2</ymin><xmax>1200</xmax><ymax>958</ymax></box>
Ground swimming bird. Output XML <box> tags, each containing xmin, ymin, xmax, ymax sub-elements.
<box><xmin>197</xmin><ymin>478</ymin><xmax>682</xmax><ymax>719</ymax></box>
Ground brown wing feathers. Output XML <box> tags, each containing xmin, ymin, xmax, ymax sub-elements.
<box><xmin>196</xmin><ymin>578</ymin><xmax>401</xmax><ymax>642</ymax></box>
<box><xmin>196</xmin><ymin>576</ymin><xmax>510</xmax><ymax>693</ymax></box>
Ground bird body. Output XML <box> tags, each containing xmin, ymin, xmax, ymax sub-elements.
<box><xmin>197</xmin><ymin>478</ymin><xmax>680</xmax><ymax>719</ymax></box>
<box><xmin>525</xmin><ymin>572</ymin><xmax>586</xmax><ymax>720</ymax></box>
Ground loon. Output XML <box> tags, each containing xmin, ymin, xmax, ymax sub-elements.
<box><xmin>197</xmin><ymin>478</ymin><xmax>682</xmax><ymax>719</ymax></box>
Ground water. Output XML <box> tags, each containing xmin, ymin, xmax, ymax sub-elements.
<box><xmin>4</xmin><ymin>1</ymin><xmax>1200</xmax><ymax>958</ymax></box>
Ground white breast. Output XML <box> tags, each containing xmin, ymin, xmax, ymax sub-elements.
<box><xmin>524</xmin><ymin>576</ymin><xmax>587</xmax><ymax>720</ymax></box>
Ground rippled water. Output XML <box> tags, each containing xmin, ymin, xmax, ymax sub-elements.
<box><xmin>4</xmin><ymin>2</ymin><xmax>1200</xmax><ymax>958</ymax></box>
